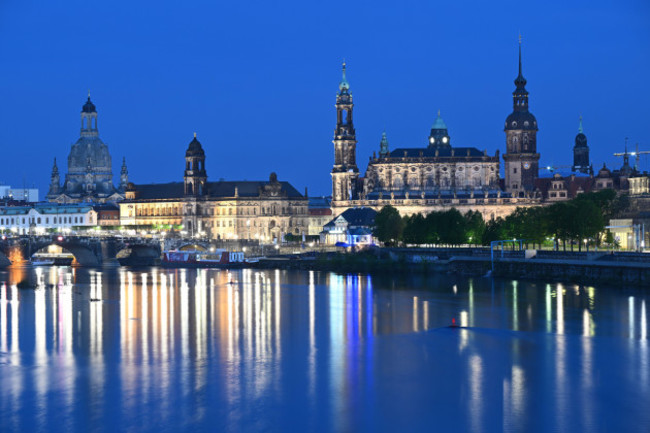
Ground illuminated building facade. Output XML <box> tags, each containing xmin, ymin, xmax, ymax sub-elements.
<box><xmin>120</xmin><ymin>135</ymin><xmax>309</xmax><ymax>241</ymax></box>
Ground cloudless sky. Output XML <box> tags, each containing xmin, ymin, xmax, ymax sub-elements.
<box><xmin>0</xmin><ymin>0</ymin><xmax>649</xmax><ymax>198</ymax></box>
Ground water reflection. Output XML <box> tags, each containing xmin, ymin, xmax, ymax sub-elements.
<box><xmin>0</xmin><ymin>267</ymin><xmax>648</xmax><ymax>432</ymax></box>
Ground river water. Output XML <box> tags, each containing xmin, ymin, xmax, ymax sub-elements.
<box><xmin>0</xmin><ymin>266</ymin><xmax>648</xmax><ymax>432</ymax></box>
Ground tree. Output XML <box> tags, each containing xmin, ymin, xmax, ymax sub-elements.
<box><xmin>463</xmin><ymin>210</ymin><xmax>486</xmax><ymax>245</ymax></box>
<box><xmin>373</xmin><ymin>205</ymin><xmax>404</xmax><ymax>245</ymax></box>
<box><xmin>403</xmin><ymin>213</ymin><xmax>427</xmax><ymax>244</ymax></box>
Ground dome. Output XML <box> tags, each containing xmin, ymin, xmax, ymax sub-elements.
<box><xmin>575</xmin><ymin>132</ymin><xmax>587</xmax><ymax>148</ymax></box>
<box><xmin>82</xmin><ymin>96</ymin><xmax>96</xmax><ymax>113</ymax></box>
<box><xmin>431</xmin><ymin>111</ymin><xmax>447</xmax><ymax>130</ymax></box>
<box><xmin>339</xmin><ymin>62</ymin><xmax>350</xmax><ymax>92</ymax></box>
<box><xmin>185</xmin><ymin>134</ymin><xmax>205</xmax><ymax>157</ymax></box>
<box><xmin>67</xmin><ymin>136</ymin><xmax>112</xmax><ymax>173</ymax></box>
<box><xmin>504</xmin><ymin>111</ymin><xmax>538</xmax><ymax>131</ymax></box>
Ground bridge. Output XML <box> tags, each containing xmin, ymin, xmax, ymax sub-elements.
<box><xmin>0</xmin><ymin>235</ymin><xmax>161</xmax><ymax>267</ymax></box>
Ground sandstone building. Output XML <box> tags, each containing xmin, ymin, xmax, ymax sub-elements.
<box><xmin>119</xmin><ymin>134</ymin><xmax>309</xmax><ymax>242</ymax></box>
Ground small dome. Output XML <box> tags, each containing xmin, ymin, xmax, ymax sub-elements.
<box><xmin>82</xmin><ymin>96</ymin><xmax>96</xmax><ymax>113</ymax></box>
<box><xmin>339</xmin><ymin>62</ymin><xmax>350</xmax><ymax>92</ymax></box>
<box><xmin>431</xmin><ymin>111</ymin><xmax>447</xmax><ymax>130</ymax></box>
<box><xmin>505</xmin><ymin>111</ymin><xmax>538</xmax><ymax>131</ymax></box>
<box><xmin>185</xmin><ymin>134</ymin><xmax>205</xmax><ymax>157</ymax></box>
<box><xmin>575</xmin><ymin>132</ymin><xmax>587</xmax><ymax>148</ymax></box>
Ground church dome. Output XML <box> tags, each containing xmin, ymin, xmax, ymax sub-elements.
<box><xmin>82</xmin><ymin>96</ymin><xmax>96</xmax><ymax>113</ymax></box>
<box><xmin>504</xmin><ymin>111</ymin><xmax>538</xmax><ymax>131</ymax></box>
<box><xmin>431</xmin><ymin>112</ymin><xmax>447</xmax><ymax>130</ymax></box>
<box><xmin>186</xmin><ymin>134</ymin><xmax>205</xmax><ymax>157</ymax></box>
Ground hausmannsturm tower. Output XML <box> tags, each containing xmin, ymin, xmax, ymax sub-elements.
<box><xmin>503</xmin><ymin>39</ymin><xmax>540</xmax><ymax>195</ymax></box>
<box><xmin>330</xmin><ymin>62</ymin><xmax>359</xmax><ymax>206</ymax></box>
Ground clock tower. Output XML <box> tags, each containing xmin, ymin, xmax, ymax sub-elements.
<box><xmin>503</xmin><ymin>38</ymin><xmax>539</xmax><ymax>195</ymax></box>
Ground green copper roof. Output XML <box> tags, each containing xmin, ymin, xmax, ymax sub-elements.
<box><xmin>431</xmin><ymin>110</ymin><xmax>447</xmax><ymax>130</ymax></box>
<box><xmin>339</xmin><ymin>61</ymin><xmax>350</xmax><ymax>92</ymax></box>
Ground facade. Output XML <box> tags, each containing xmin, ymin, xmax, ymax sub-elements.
<box><xmin>329</xmin><ymin>45</ymin><xmax>540</xmax><ymax>221</ymax></box>
<box><xmin>0</xmin><ymin>203</ymin><xmax>97</xmax><ymax>235</ymax></box>
<box><xmin>119</xmin><ymin>135</ymin><xmax>309</xmax><ymax>242</ymax></box>
<box><xmin>307</xmin><ymin>197</ymin><xmax>333</xmax><ymax>236</ymax></box>
<box><xmin>320</xmin><ymin>207</ymin><xmax>377</xmax><ymax>246</ymax></box>
<box><xmin>47</xmin><ymin>95</ymin><xmax>127</xmax><ymax>203</ymax></box>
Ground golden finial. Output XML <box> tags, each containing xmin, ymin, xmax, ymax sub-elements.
<box><xmin>87</xmin><ymin>89</ymin><xmax>91</xmax><ymax>98</ymax></box>
<box><xmin>437</xmin><ymin>109</ymin><xmax>441</xmax><ymax>117</ymax></box>
<box><xmin>518</xmin><ymin>32</ymin><xmax>522</xmax><ymax>45</ymax></box>
<box><xmin>193</xmin><ymin>132</ymin><xmax>197</xmax><ymax>138</ymax></box>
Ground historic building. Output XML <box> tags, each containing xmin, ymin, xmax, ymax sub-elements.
<box><xmin>119</xmin><ymin>134</ymin><xmax>309</xmax><ymax>242</ymax></box>
<box><xmin>47</xmin><ymin>95</ymin><xmax>127</xmax><ymax>203</ymax></box>
<box><xmin>329</xmin><ymin>44</ymin><xmax>539</xmax><ymax>221</ymax></box>
<box><xmin>0</xmin><ymin>203</ymin><xmax>97</xmax><ymax>235</ymax></box>
<box><xmin>502</xmin><ymin>41</ymin><xmax>540</xmax><ymax>195</ymax></box>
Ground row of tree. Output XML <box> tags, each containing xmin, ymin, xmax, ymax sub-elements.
<box><xmin>373</xmin><ymin>189</ymin><xmax>627</xmax><ymax>251</ymax></box>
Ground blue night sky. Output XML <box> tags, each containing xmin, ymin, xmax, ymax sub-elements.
<box><xmin>0</xmin><ymin>0</ymin><xmax>649</xmax><ymax>198</ymax></box>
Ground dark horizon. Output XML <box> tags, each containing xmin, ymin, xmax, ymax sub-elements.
<box><xmin>0</xmin><ymin>0</ymin><xmax>648</xmax><ymax>199</ymax></box>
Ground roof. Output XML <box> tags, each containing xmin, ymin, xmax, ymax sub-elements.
<box><xmin>129</xmin><ymin>180</ymin><xmax>304</xmax><ymax>201</ymax></box>
<box><xmin>324</xmin><ymin>207</ymin><xmax>377</xmax><ymax>228</ymax></box>
<box><xmin>82</xmin><ymin>96</ymin><xmax>96</xmax><ymax>113</ymax></box>
<box><xmin>308</xmin><ymin>196</ymin><xmax>331</xmax><ymax>209</ymax></box>
<box><xmin>388</xmin><ymin>147</ymin><xmax>488</xmax><ymax>159</ymax></box>
<box><xmin>185</xmin><ymin>135</ymin><xmax>205</xmax><ymax>157</ymax></box>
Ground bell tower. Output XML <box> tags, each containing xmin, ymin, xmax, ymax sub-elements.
<box><xmin>81</xmin><ymin>92</ymin><xmax>99</xmax><ymax>138</ymax></box>
<box><xmin>503</xmin><ymin>37</ymin><xmax>540</xmax><ymax>195</ymax></box>
<box><xmin>572</xmin><ymin>116</ymin><xmax>591</xmax><ymax>174</ymax></box>
<box><xmin>184</xmin><ymin>133</ymin><xmax>207</xmax><ymax>197</ymax></box>
<box><xmin>331</xmin><ymin>61</ymin><xmax>359</xmax><ymax>206</ymax></box>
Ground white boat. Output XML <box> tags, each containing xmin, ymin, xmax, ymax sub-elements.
<box><xmin>31</xmin><ymin>258</ymin><xmax>55</xmax><ymax>266</ymax></box>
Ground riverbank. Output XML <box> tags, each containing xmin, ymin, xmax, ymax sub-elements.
<box><xmin>255</xmin><ymin>248</ymin><xmax>650</xmax><ymax>287</ymax></box>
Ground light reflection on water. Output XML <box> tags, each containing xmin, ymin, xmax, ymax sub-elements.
<box><xmin>0</xmin><ymin>267</ymin><xmax>648</xmax><ymax>432</ymax></box>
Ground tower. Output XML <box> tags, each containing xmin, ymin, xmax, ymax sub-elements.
<box><xmin>572</xmin><ymin>116</ymin><xmax>591</xmax><ymax>174</ymax></box>
<box><xmin>184</xmin><ymin>133</ymin><xmax>207</xmax><ymax>197</ymax></box>
<box><xmin>331</xmin><ymin>61</ymin><xmax>359</xmax><ymax>204</ymax></box>
<box><xmin>503</xmin><ymin>38</ymin><xmax>540</xmax><ymax>195</ymax></box>
<box><xmin>47</xmin><ymin>158</ymin><xmax>61</xmax><ymax>198</ymax></box>
<box><xmin>379</xmin><ymin>131</ymin><xmax>390</xmax><ymax>158</ymax></box>
<box><xmin>428</xmin><ymin>110</ymin><xmax>451</xmax><ymax>149</ymax></box>
<box><xmin>119</xmin><ymin>157</ymin><xmax>129</xmax><ymax>191</ymax></box>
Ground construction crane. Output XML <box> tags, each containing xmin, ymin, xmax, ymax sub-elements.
<box><xmin>614</xmin><ymin>139</ymin><xmax>650</xmax><ymax>171</ymax></box>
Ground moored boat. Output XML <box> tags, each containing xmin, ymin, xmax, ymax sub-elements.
<box><xmin>161</xmin><ymin>249</ymin><xmax>245</xmax><ymax>268</ymax></box>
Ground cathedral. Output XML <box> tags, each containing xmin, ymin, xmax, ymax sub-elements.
<box><xmin>47</xmin><ymin>95</ymin><xmax>127</xmax><ymax>203</ymax></box>
<box><xmin>330</xmin><ymin>44</ymin><xmax>540</xmax><ymax>220</ymax></box>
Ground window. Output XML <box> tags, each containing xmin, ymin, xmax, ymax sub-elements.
<box><xmin>513</xmin><ymin>168</ymin><xmax>517</xmax><ymax>174</ymax></box>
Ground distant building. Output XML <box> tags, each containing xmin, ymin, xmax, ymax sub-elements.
<box><xmin>47</xmin><ymin>95</ymin><xmax>127</xmax><ymax>203</ymax></box>
<box><xmin>0</xmin><ymin>203</ymin><xmax>97</xmax><ymax>235</ymax></box>
<box><xmin>0</xmin><ymin>185</ymin><xmax>39</xmax><ymax>203</ymax></box>
<box><xmin>320</xmin><ymin>207</ymin><xmax>377</xmax><ymax>246</ymax></box>
<box><xmin>119</xmin><ymin>134</ymin><xmax>309</xmax><ymax>242</ymax></box>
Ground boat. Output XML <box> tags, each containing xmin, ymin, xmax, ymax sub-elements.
<box><xmin>30</xmin><ymin>258</ymin><xmax>55</xmax><ymax>266</ymax></box>
<box><xmin>161</xmin><ymin>249</ymin><xmax>246</xmax><ymax>268</ymax></box>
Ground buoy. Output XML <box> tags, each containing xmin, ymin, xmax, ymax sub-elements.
<box><xmin>451</xmin><ymin>318</ymin><xmax>457</xmax><ymax>327</ymax></box>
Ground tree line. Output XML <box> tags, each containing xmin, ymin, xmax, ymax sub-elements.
<box><xmin>373</xmin><ymin>189</ymin><xmax>627</xmax><ymax>251</ymax></box>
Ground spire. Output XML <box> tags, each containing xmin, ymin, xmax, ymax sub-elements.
<box><xmin>338</xmin><ymin>60</ymin><xmax>350</xmax><ymax>93</ymax></box>
<box><xmin>121</xmin><ymin>157</ymin><xmax>128</xmax><ymax>174</ymax></box>
<box><xmin>514</xmin><ymin>35</ymin><xmax>527</xmax><ymax>89</ymax></box>
<box><xmin>52</xmin><ymin>157</ymin><xmax>59</xmax><ymax>175</ymax></box>
<box><xmin>379</xmin><ymin>131</ymin><xmax>389</xmax><ymax>158</ymax></box>
<box><xmin>578</xmin><ymin>115</ymin><xmax>583</xmax><ymax>134</ymax></box>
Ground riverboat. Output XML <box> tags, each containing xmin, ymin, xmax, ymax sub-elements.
<box><xmin>161</xmin><ymin>249</ymin><xmax>245</xmax><ymax>268</ymax></box>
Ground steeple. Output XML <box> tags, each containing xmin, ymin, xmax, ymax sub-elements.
<box><xmin>47</xmin><ymin>158</ymin><xmax>61</xmax><ymax>197</ymax></box>
<box><xmin>379</xmin><ymin>131</ymin><xmax>390</xmax><ymax>158</ymax></box>
<box><xmin>331</xmin><ymin>61</ymin><xmax>359</xmax><ymax>204</ymax></box>
<box><xmin>578</xmin><ymin>115</ymin><xmax>583</xmax><ymax>134</ymax></box>
<box><xmin>81</xmin><ymin>93</ymin><xmax>99</xmax><ymax>137</ymax></box>
<box><xmin>573</xmin><ymin>116</ymin><xmax>590</xmax><ymax>173</ymax></box>
<box><xmin>512</xmin><ymin>35</ymin><xmax>529</xmax><ymax>112</ymax></box>
<box><xmin>184</xmin><ymin>133</ymin><xmax>207</xmax><ymax>196</ymax></box>
<box><xmin>119</xmin><ymin>157</ymin><xmax>129</xmax><ymax>191</ymax></box>
<box><xmin>339</xmin><ymin>60</ymin><xmax>350</xmax><ymax>94</ymax></box>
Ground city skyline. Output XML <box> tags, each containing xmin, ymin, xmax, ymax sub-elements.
<box><xmin>0</xmin><ymin>1</ymin><xmax>648</xmax><ymax>198</ymax></box>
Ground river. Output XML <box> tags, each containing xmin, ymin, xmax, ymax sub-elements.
<box><xmin>0</xmin><ymin>266</ymin><xmax>648</xmax><ymax>432</ymax></box>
